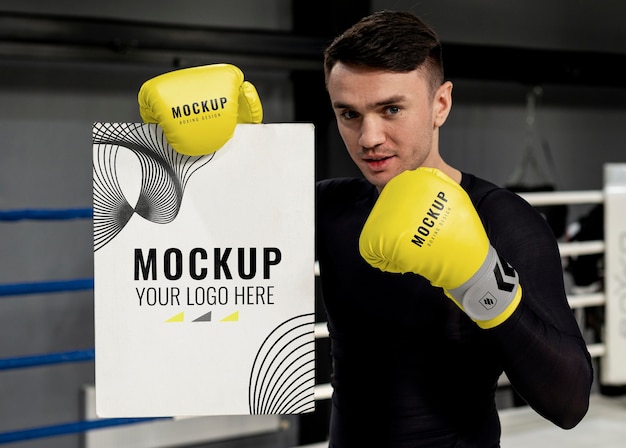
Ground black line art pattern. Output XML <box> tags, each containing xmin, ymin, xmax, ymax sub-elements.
<box><xmin>248</xmin><ymin>313</ymin><xmax>316</xmax><ymax>414</ymax></box>
<box><xmin>92</xmin><ymin>123</ymin><xmax>213</xmax><ymax>252</ymax></box>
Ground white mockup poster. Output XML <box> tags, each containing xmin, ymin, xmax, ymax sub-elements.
<box><xmin>92</xmin><ymin>122</ymin><xmax>315</xmax><ymax>417</ymax></box>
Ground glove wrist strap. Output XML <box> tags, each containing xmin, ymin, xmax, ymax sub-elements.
<box><xmin>449</xmin><ymin>245</ymin><xmax>522</xmax><ymax>328</ymax></box>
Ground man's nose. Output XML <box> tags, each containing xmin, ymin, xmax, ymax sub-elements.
<box><xmin>358</xmin><ymin>116</ymin><xmax>386</xmax><ymax>150</ymax></box>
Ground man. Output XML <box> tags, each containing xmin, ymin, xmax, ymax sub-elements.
<box><xmin>316</xmin><ymin>10</ymin><xmax>592</xmax><ymax>447</ymax></box>
<box><xmin>136</xmin><ymin>10</ymin><xmax>592</xmax><ymax>446</ymax></box>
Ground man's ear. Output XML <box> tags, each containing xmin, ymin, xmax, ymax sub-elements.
<box><xmin>433</xmin><ymin>81</ymin><xmax>453</xmax><ymax>128</ymax></box>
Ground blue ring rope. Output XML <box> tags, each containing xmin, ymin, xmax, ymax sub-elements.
<box><xmin>0</xmin><ymin>208</ymin><xmax>93</xmax><ymax>221</ymax></box>
<box><xmin>0</xmin><ymin>349</ymin><xmax>95</xmax><ymax>370</ymax></box>
<box><xmin>0</xmin><ymin>350</ymin><xmax>166</xmax><ymax>444</ymax></box>
<box><xmin>0</xmin><ymin>417</ymin><xmax>169</xmax><ymax>444</ymax></box>
<box><xmin>0</xmin><ymin>278</ymin><xmax>94</xmax><ymax>297</ymax></box>
<box><xmin>0</xmin><ymin>208</ymin><xmax>152</xmax><ymax>444</ymax></box>
<box><xmin>0</xmin><ymin>208</ymin><xmax>93</xmax><ymax>296</ymax></box>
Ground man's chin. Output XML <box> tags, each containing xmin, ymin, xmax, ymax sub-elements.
<box><xmin>363</xmin><ymin>171</ymin><xmax>394</xmax><ymax>191</ymax></box>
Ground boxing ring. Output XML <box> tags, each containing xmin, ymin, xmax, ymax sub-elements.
<box><xmin>0</xmin><ymin>164</ymin><xmax>625</xmax><ymax>447</ymax></box>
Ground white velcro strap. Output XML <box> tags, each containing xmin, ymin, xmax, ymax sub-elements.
<box><xmin>448</xmin><ymin>245</ymin><xmax>520</xmax><ymax>322</ymax></box>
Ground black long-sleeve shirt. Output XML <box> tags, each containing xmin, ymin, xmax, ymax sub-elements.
<box><xmin>316</xmin><ymin>172</ymin><xmax>593</xmax><ymax>448</ymax></box>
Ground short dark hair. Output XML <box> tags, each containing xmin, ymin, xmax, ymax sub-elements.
<box><xmin>323</xmin><ymin>10</ymin><xmax>444</xmax><ymax>93</ymax></box>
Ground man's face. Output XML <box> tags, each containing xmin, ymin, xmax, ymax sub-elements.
<box><xmin>327</xmin><ymin>62</ymin><xmax>452</xmax><ymax>191</ymax></box>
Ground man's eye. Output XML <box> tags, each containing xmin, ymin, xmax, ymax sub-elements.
<box><xmin>387</xmin><ymin>106</ymin><xmax>400</xmax><ymax>115</ymax></box>
<box><xmin>341</xmin><ymin>110</ymin><xmax>358</xmax><ymax>120</ymax></box>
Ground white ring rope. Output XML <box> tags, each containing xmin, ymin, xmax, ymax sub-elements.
<box><xmin>517</xmin><ymin>190</ymin><xmax>604</xmax><ymax>206</ymax></box>
<box><xmin>568</xmin><ymin>292</ymin><xmax>605</xmax><ymax>309</ymax></box>
<box><xmin>558</xmin><ymin>240</ymin><xmax>605</xmax><ymax>257</ymax></box>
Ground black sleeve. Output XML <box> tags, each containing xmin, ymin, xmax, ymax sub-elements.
<box><xmin>478</xmin><ymin>188</ymin><xmax>593</xmax><ymax>429</ymax></box>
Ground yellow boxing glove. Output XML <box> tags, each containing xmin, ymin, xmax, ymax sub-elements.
<box><xmin>138</xmin><ymin>64</ymin><xmax>263</xmax><ymax>156</ymax></box>
<box><xmin>359</xmin><ymin>168</ymin><xmax>522</xmax><ymax>329</ymax></box>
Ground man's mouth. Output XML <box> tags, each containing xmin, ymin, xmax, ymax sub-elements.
<box><xmin>363</xmin><ymin>155</ymin><xmax>393</xmax><ymax>171</ymax></box>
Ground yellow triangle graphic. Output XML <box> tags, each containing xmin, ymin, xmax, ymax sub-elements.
<box><xmin>166</xmin><ymin>311</ymin><xmax>185</xmax><ymax>322</ymax></box>
<box><xmin>221</xmin><ymin>311</ymin><xmax>239</xmax><ymax>322</ymax></box>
